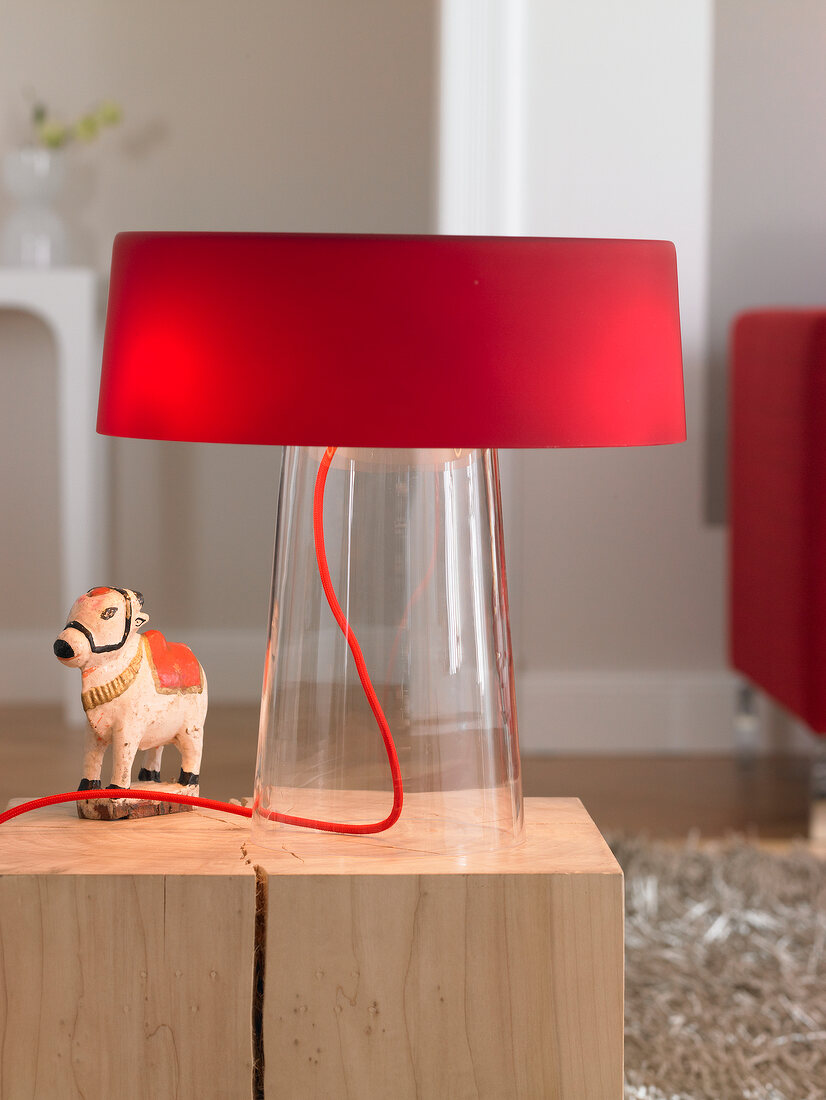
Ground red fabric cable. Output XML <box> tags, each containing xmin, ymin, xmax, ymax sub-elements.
<box><xmin>0</xmin><ymin>788</ymin><xmax>253</xmax><ymax>825</ymax></box>
<box><xmin>0</xmin><ymin>446</ymin><xmax>403</xmax><ymax>834</ymax></box>
<box><xmin>271</xmin><ymin>445</ymin><xmax>403</xmax><ymax>833</ymax></box>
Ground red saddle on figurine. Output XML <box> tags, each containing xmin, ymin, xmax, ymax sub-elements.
<box><xmin>143</xmin><ymin>630</ymin><xmax>204</xmax><ymax>695</ymax></box>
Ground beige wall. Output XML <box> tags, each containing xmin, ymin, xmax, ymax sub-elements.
<box><xmin>3</xmin><ymin>0</ymin><xmax>820</xmax><ymax>750</ymax></box>
<box><xmin>0</xmin><ymin>0</ymin><xmax>438</xmax><ymax>634</ymax></box>
<box><xmin>705</xmin><ymin>0</ymin><xmax>826</xmax><ymax>521</ymax></box>
<box><xmin>519</xmin><ymin>0</ymin><xmax>724</xmax><ymax>675</ymax></box>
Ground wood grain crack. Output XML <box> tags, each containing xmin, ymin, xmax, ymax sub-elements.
<box><xmin>252</xmin><ymin>867</ymin><xmax>268</xmax><ymax>1100</ymax></box>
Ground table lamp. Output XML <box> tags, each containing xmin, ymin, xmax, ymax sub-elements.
<box><xmin>96</xmin><ymin>232</ymin><xmax>684</xmax><ymax>853</ymax></box>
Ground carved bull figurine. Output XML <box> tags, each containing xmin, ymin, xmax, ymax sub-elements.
<box><xmin>53</xmin><ymin>587</ymin><xmax>207</xmax><ymax>793</ymax></box>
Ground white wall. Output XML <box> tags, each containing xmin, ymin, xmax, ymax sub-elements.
<box><xmin>705</xmin><ymin>0</ymin><xmax>826</xmax><ymax>521</ymax></box>
<box><xmin>505</xmin><ymin>0</ymin><xmax>826</xmax><ymax>753</ymax></box>
<box><xmin>511</xmin><ymin>1</ymin><xmax>733</xmax><ymax>751</ymax></box>
<box><xmin>2</xmin><ymin>0</ymin><xmax>822</xmax><ymax>754</ymax></box>
<box><xmin>434</xmin><ymin>1</ymin><xmax>734</xmax><ymax>751</ymax></box>
<box><xmin>0</xmin><ymin>0</ymin><xmax>438</xmax><ymax>701</ymax></box>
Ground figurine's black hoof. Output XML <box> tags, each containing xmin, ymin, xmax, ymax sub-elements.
<box><xmin>177</xmin><ymin>770</ymin><xmax>199</xmax><ymax>786</ymax></box>
<box><xmin>138</xmin><ymin>768</ymin><xmax>162</xmax><ymax>782</ymax></box>
<box><xmin>105</xmin><ymin>783</ymin><xmax>129</xmax><ymax>790</ymax></box>
<box><xmin>77</xmin><ymin>778</ymin><xmax>101</xmax><ymax>791</ymax></box>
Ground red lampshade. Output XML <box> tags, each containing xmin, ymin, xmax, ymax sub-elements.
<box><xmin>97</xmin><ymin>232</ymin><xmax>685</xmax><ymax>448</ymax></box>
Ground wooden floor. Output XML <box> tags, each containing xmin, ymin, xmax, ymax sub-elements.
<box><xmin>0</xmin><ymin>704</ymin><xmax>814</xmax><ymax>838</ymax></box>
<box><xmin>522</xmin><ymin>752</ymin><xmax>812</xmax><ymax>839</ymax></box>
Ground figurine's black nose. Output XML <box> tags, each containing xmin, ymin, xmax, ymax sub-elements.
<box><xmin>53</xmin><ymin>639</ymin><xmax>74</xmax><ymax>659</ymax></box>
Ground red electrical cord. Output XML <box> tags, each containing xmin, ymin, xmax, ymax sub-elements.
<box><xmin>0</xmin><ymin>788</ymin><xmax>254</xmax><ymax>825</ymax></box>
<box><xmin>0</xmin><ymin>445</ymin><xmax>403</xmax><ymax>834</ymax></box>
<box><xmin>273</xmin><ymin>444</ymin><xmax>403</xmax><ymax>833</ymax></box>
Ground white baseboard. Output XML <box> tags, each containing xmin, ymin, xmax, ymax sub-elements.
<box><xmin>515</xmin><ymin>668</ymin><xmax>814</xmax><ymax>755</ymax></box>
<box><xmin>0</xmin><ymin>630</ymin><xmax>815</xmax><ymax>754</ymax></box>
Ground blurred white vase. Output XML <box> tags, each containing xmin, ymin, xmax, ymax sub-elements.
<box><xmin>1</xmin><ymin>147</ymin><xmax>69</xmax><ymax>268</ymax></box>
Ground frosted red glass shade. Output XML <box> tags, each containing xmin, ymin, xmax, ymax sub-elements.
<box><xmin>98</xmin><ymin>232</ymin><xmax>685</xmax><ymax>449</ymax></box>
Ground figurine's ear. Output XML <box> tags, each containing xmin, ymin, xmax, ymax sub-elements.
<box><xmin>134</xmin><ymin>612</ymin><xmax>150</xmax><ymax>629</ymax></box>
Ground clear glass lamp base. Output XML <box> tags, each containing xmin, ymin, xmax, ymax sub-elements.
<box><xmin>252</xmin><ymin>447</ymin><xmax>523</xmax><ymax>854</ymax></box>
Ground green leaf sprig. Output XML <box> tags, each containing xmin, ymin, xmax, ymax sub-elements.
<box><xmin>32</xmin><ymin>100</ymin><xmax>123</xmax><ymax>149</ymax></box>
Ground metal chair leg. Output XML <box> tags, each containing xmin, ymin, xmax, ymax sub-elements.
<box><xmin>734</xmin><ymin>681</ymin><xmax>760</xmax><ymax>767</ymax></box>
<box><xmin>810</xmin><ymin>740</ymin><xmax>826</xmax><ymax>840</ymax></box>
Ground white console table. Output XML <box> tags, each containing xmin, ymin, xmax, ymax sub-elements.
<box><xmin>0</xmin><ymin>269</ymin><xmax>105</xmax><ymax>722</ymax></box>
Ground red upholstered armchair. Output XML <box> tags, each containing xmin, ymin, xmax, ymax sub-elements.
<box><xmin>729</xmin><ymin>310</ymin><xmax>826</xmax><ymax>738</ymax></box>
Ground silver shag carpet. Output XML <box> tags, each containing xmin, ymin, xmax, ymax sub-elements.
<box><xmin>610</xmin><ymin>837</ymin><xmax>826</xmax><ymax>1100</ymax></box>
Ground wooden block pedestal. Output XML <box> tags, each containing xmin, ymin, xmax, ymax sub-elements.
<box><xmin>0</xmin><ymin>798</ymin><xmax>623</xmax><ymax>1099</ymax></box>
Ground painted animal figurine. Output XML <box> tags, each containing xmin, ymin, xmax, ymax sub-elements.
<box><xmin>53</xmin><ymin>587</ymin><xmax>207</xmax><ymax>795</ymax></box>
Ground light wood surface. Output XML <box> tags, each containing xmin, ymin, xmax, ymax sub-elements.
<box><xmin>265</xmin><ymin>863</ymin><xmax>623</xmax><ymax>1099</ymax></box>
<box><xmin>0</xmin><ymin>795</ymin><xmax>623</xmax><ymax>1099</ymax></box>
<box><xmin>252</xmin><ymin>794</ymin><xmax>618</xmax><ymax>875</ymax></box>
<box><xmin>0</xmin><ymin>873</ymin><xmax>255</xmax><ymax>1099</ymax></box>
<box><xmin>2</xmin><ymin>703</ymin><xmax>813</xmax><ymax>1097</ymax></box>
<box><xmin>0</xmin><ymin>798</ymin><xmax>253</xmax><ymax>876</ymax></box>
<box><xmin>0</xmin><ymin>796</ymin><xmax>615</xmax><ymax>877</ymax></box>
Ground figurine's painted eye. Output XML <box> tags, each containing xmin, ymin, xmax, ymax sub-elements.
<box><xmin>101</xmin><ymin>607</ymin><xmax>117</xmax><ymax>620</ymax></box>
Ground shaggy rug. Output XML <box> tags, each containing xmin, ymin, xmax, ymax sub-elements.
<box><xmin>611</xmin><ymin>837</ymin><xmax>826</xmax><ymax>1100</ymax></box>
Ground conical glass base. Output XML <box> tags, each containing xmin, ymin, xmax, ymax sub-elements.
<box><xmin>252</xmin><ymin>446</ymin><xmax>522</xmax><ymax>853</ymax></box>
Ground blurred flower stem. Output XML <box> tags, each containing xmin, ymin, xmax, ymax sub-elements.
<box><xmin>31</xmin><ymin>99</ymin><xmax>122</xmax><ymax>149</ymax></box>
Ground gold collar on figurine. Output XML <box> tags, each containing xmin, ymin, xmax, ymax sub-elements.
<box><xmin>81</xmin><ymin>641</ymin><xmax>144</xmax><ymax>712</ymax></box>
